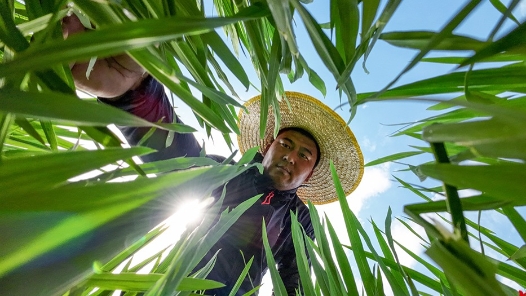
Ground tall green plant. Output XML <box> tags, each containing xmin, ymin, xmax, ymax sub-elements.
<box><xmin>3</xmin><ymin>0</ymin><xmax>525</xmax><ymax>295</ymax></box>
<box><xmin>342</xmin><ymin>0</ymin><xmax>526</xmax><ymax>294</ymax></box>
<box><xmin>0</xmin><ymin>0</ymin><xmax>400</xmax><ymax>294</ymax></box>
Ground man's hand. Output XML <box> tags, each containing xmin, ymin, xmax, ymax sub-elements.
<box><xmin>62</xmin><ymin>14</ymin><xmax>147</xmax><ymax>99</ymax></box>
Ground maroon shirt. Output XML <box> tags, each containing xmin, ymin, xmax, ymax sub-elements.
<box><xmin>100</xmin><ymin>75</ymin><xmax>202</xmax><ymax>162</ymax></box>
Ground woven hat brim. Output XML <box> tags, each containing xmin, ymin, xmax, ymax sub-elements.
<box><xmin>238</xmin><ymin>91</ymin><xmax>364</xmax><ymax>205</ymax></box>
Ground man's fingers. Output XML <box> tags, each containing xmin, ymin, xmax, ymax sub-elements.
<box><xmin>72</xmin><ymin>55</ymin><xmax>147</xmax><ymax>99</ymax></box>
<box><xmin>62</xmin><ymin>13</ymin><xmax>146</xmax><ymax>98</ymax></box>
<box><xmin>62</xmin><ymin>14</ymin><xmax>85</xmax><ymax>39</ymax></box>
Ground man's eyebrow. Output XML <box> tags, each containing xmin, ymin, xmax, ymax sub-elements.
<box><xmin>282</xmin><ymin>137</ymin><xmax>314</xmax><ymax>156</ymax></box>
<box><xmin>281</xmin><ymin>137</ymin><xmax>293</xmax><ymax>144</ymax></box>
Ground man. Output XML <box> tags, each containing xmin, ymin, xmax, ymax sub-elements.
<box><xmin>65</xmin><ymin>14</ymin><xmax>363</xmax><ymax>295</ymax></box>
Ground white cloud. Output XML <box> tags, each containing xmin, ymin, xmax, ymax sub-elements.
<box><xmin>316</xmin><ymin>163</ymin><xmax>392</xmax><ymax>245</ymax></box>
<box><xmin>362</xmin><ymin>137</ymin><xmax>377</xmax><ymax>152</ymax></box>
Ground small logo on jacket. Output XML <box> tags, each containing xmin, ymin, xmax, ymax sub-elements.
<box><xmin>261</xmin><ymin>191</ymin><xmax>275</xmax><ymax>205</ymax></box>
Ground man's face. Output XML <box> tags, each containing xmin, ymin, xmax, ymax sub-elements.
<box><xmin>262</xmin><ymin>130</ymin><xmax>319</xmax><ymax>191</ymax></box>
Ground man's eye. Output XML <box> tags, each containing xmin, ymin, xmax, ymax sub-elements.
<box><xmin>300</xmin><ymin>153</ymin><xmax>308</xmax><ymax>160</ymax></box>
<box><xmin>281</xmin><ymin>143</ymin><xmax>290</xmax><ymax>149</ymax></box>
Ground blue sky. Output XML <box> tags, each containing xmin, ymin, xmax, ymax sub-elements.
<box><xmin>168</xmin><ymin>0</ymin><xmax>526</xmax><ymax>294</ymax></box>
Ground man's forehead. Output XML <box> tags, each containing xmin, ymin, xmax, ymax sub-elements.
<box><xmin>275</xmin><ymin>130</ymin><xmax>318</xmax><ymax>150</ymax></box>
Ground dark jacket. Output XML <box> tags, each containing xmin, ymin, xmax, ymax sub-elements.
<box><xmin>101</xmin><ymin>76</ymin><xmax>315</xmax><ymax>295</ymax></box>
<box><xmin>197</xmin><ymin>154</ymin><xmax>314</xmax><ymax>295</ymax></box>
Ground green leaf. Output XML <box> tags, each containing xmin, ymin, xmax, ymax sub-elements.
<box><xmin>355</xmin><ymin>65</ymin><xmax>526</xmax><ymax>104</ymax></box>
<box><xmin>405</xmin><ymin>194</ymin><xmax>515</xmax><ymax>214</ymax></box>
<box><xmin>334</xmin><ymin>0</ymin><xmax>358</xmax><ymax>63</ymax></box>
<box><xmin>422</xmin><ymin>118</ymin><xmax>526</xmax><ymax>147</ymax></box>
<box><xmin>80</xmin><ymin>126</ymin><xmax>123</xmax><ymax>147</ymax></box>
<box><xmin>350</xmin><ymin>207</ymin><xmax>409</xmax><ymax>295</ymax></box>
<box><xmin>262</xmin><ymin>220</ymin><xmax>288</xmax><ymax>295</ymax></box>
<box><xmin>174</xmin><ymin>73</ymin><xmax>245</xmax><ymax>109</ymax></box>
<box><xmin>0</xmin><ymin>14</ymin><xmax>267</xmax><ymax>77</ymax></box>
<box><xmin>426</xmin><ymin>238</ymin><xmax>506</xmax><ymax>296</ymax></box>
<box><xmin>361</xmin><ymin>0</ymin><xmax>380</xmax><ymax>39</ymax></box>
<box><xmin>0</xmin><ymin>89</ymin><xmax>196</xmax><ymax>132</ymax></box>
<box><xmin>0</xmin><ymin>165</ymin><xmax>242</xmax><ymax>279</ymax></box>
<box><xmin>267</xmin><ymin>0</ymin><xmax>299</xmax><ymax>57</ymax></box>
<box><xmin>91</xmin><ymin>157</ymin><xmax>220</xmax><ymax>181</ymax></box>
<box><xmin>460</xmin><ymin>21</ymin><xmax>526</xmax><ymax>67</ymax></box>
<box><xmin>385</xmin><ymin>208</ymin><xmax>418</xmax><ymax>295</ymax></box>
<box><xmin>489</xmin><ymin>0</ymin><xmax>520</xmax><ymax>25</ymax></box>
<box><xmin>290</xmin><ymin>212</ymin><xmax>316</xmax><ymax>296</ymax></box>
<box><xmin>324</xmin><ymin>219</ymin><xmax>356</xmax><ymax>294</ymax></box>
<box><xmin>0</xmin><ymin>0</ymin><xmax>29</xmax><ymax>52</ymax></box>
<box><xmin>365</xmin><ymin>151</ymin><xmax>424</xmax><ymax>167</ymax></box>
<box><xmin>343</xmin><ymin>0</ymin><xmax>401</xmax><ymax>79</ymax></box>
<box><xmin>262</xmin><ymin>30</ymin><xmax>283</xmax><ymax>139</ymax></box>
<box><xmin>418</xmin><ymin>163</ymin><xmax>526</xmax><ymax>206</ymax></box>
<box><xmin>501</xmin><ymin>207</ymin><xmax>526</xmax><ymax>243</ymax></box>
<box><xmin>0</xmin><ymin>112</ymin><xmax>14</xmax><ymax>156</ymax></box>
<box><xmin>380</xmin><ymin>31</ymin><xmax>487</xmax><ymax>51</ymax></box>
<box><xmin>237</xmin><ymin>146</ymin><xmax>259</xmax><ymax>166</ymax></box>
<box><xmin>422</xmin><ymin>53</ymin><xmax>526</xmax><ymax>64</ymax></box>
<box><xmin>330</xmin><ymin>161</ymin><xmax>375</xmax><ymax>296</ymax></box>
<box><xmin>128</xmin><ymin>49</ymin><xmax>231</xmax><ymax>134</ymax></box>
<box><xmin>40</xmin><ymin>120</ymin><xmax>58</xmax><ymax>151</ymax></box>
<box><xmin>228</xmin><ymin>256</ymin><xmax>254</xmax><ymax>296</ymax></box>
<box><xmin>305</xmin><ymin>64</ymin><xmax>327</xmax><ymax>97</ymax></box>
<box><xmin>127</xmin><ymin>246</ymin><xmax>170</xmax><ymax>273</ymax></box>
<box><xmin>509</xmin><ymin>245</ymin><xmax>526</xmax><ymax>261</ymax></box>
<box><xmin>0</xmin><ymin>147</ymin><xmax>153</xmax><ymax>199</ymax></box>
<box><xmin>394</xmin><ymin>240</ymin><xmax>446</xmax><ymax>281</ymax></box>
<box><xmin>374</xmin><ymin>0</ymin><xmax>482</xmax><ymax>98</ymax></box>
<box><xmin>13</xmin><ymin>117</ymin><xmax>46</xmax><ymax>145</ymax></box>
<box><xmin>16</xmin><ymin>9</ymin><xmax>69</xmax><ymax>36</ymax></box>
<box><xmin>357</xmin><ymin>247</ymin><xmax>443</xmax><ymax>293</ymax></box>
<box><xmin>313</xmin><ymin>212</ymin><xmax>350</xmax><ymax>295</ymax></box>
<box><xmin>102</xmin><ymin>225</ymin><xmax>167</xmax><ymax>272</ymax></box>
<box><xmin>290</xmin><ymin>0</ymin><xmax>357</xmax><ymax>111</ymax></box>
<box><xmin>308</xmin><ymin>202</ymin><xmax>349</xmax><ymax>295</ymax></box>
<box><xmin>85</xmin><ymin>273</ymin><xmax>224</xmax><ymax>291</ymax></box>
<box><xmin>86</xmin><ymin>273</ymin><xmax>162</xmax><ymax>291</ymax></box>
<box><xmin>201</xmin><ymin>32</ymin><xmax>250</xmax><ymax>89</ymax></box>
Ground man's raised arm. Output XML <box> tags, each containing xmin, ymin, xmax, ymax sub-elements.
<box><xmin>63</xmin><ymin>14</ymin><xmax>147</xmax><ymax>99</ymax></box>
<box><xmin>63</xmin><ymin>14</ymin><xmax>202</xmax><ymax>162</ymax></box>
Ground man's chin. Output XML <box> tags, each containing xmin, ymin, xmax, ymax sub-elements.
<box><xmin>267</xmin><ymin>172</ymin><xmax>289</xmax><ymax>189</ymax></box>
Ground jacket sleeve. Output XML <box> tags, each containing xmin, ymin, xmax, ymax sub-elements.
<box><xmin>276</xmin><ymin>207</ymin><xmax>315</xmax><ymax>296</ymax></box>
<box><xmin>99</xmin><ymin>76</ymin><xmax>202</xmax><ymax>162</ymax></box>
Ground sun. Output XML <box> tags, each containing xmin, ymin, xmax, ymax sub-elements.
<box><xmin>165</xmin><ymin>198</ymin><xmax>208</xmax><ymax>228</ymax></box>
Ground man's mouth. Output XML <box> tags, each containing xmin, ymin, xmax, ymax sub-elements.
<box><xmin>277</xmin><ymin>165</ymin><xmax>291</xmax><ymax>174</ymax></box>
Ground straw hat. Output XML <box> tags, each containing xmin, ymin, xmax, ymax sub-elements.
<box><xmin>238</xmin><ymin>91</ymin><xmax>364</xmax><ymax>205</ymax></box>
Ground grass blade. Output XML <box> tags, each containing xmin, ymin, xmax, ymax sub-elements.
<box><xmin>373</xmin><ymin>0</ymin><xmax>482</xmax><ymax>97</ymax></box>
<box><xmin>0</xmin><ymin>89</ymin><xmax>195</xmax><ymax>132</ymax></box>
<box><xmin>330</xmin><ymin>160</ymin><xmax>375</xmax><ymax>296</ymax></box>
<box><xmin>0</xmin><ymin>14</ymin><xmax>267</xmax><ymax>77</ymax></box>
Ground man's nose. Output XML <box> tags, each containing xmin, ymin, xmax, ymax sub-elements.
<box><xmin>283</xmin><ymin>152</ymin><xmax>296</xmax><ymax>164</ymax></box>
